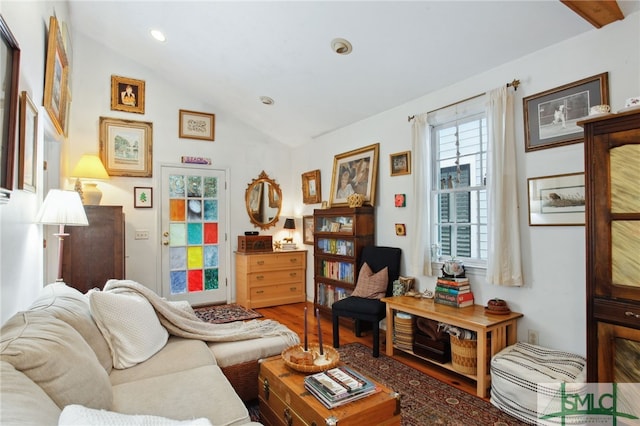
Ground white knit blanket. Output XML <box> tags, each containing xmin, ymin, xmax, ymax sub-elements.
<box><xmin>103</xmin><ymin>280</ymin><xmax>300</xmax><ymax>346</ymax></box>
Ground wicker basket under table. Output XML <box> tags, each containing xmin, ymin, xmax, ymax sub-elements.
<box><xmin>221</xmin><ymin>360</ymin><xmax>260</xmax><ymax>402</ymax></box>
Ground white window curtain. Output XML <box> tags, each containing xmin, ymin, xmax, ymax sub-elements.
<box><xmin>410</xmin><ymin>113</ymin><xmax>432</xmax><ymax>277</ymax></box>
<box><xmin>485</xmin><ymin>86</ymin><xmax>523</xmax><ymax>286</ymax></box>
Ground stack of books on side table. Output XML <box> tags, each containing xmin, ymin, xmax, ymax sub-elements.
<box><xmin>304</xmin><ymin>366</ymin><xmax>378</xmax><ymax>409</ymax></box>
<box><xmin>434</xmin><ymin>277</ymin><xmax>474</xmax><ymax>307</ymax></box>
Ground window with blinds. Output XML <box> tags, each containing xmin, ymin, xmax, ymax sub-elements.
<box><xmin>430</xmin><ymin>109</ymin><xmax>487</xmax><ymax>264</ymax></box>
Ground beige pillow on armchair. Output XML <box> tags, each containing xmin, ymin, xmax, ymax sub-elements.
<box><xmin>350</xmin><ymin>262</ymin><xmax>389</xmax><ymax>299</ymax></box>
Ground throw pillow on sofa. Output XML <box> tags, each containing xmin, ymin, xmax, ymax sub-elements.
<box><xmin>89</xmin><ymin>289</ymin><xmax>169</xmax><ymax>369</ymax></box>
<box><xmin>0</xmin><ymin>311</ymin><xmax>113</xmax><ymax>410</ymax></box>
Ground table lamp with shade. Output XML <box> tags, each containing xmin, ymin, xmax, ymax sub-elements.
<box><xmin>282</xmin><ymin>218</ymin><xmax>297</xmax><ymax>249</ymax></box>
<box><xmin>35</xmin><ymin>189</ymin><xmax>89</xmax><ymax>282</ymax></box>
<box><xmin>71</xmin><ymin>154</ymin><xmax>110</xmax><ymax>205</ymax></box>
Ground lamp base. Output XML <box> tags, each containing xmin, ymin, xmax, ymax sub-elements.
<box><xmin>82</xmin><ymin>183</ymin><xmax>102</xmax><ymax>205</ymax></box>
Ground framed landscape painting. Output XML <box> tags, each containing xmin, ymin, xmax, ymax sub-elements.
<box><xmin>43</xmin><ymin>16</ymin><xmax>69</xmax><ymax>136</ymax></box>
<box><xmin>99</xmin><ymin>117</ymin><xmax>153</xmax><ymax>177</ymax></box>
<box><xmin>329</xmin><ymin>143</ymin><xmax>379</xmax><ymax>207</ymax></box>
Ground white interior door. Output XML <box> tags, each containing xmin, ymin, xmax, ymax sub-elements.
<box><xmin>160</xmin><ymin>164</ymin><xmax>228</xmax><ymax>306</ymax></box>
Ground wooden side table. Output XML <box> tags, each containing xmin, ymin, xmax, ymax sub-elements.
<box><xmin>258</xmin><ymin>356</ymin><xmax>400</xmax><ymax>426</ymax></box>
<box><xmin>381</xmin><ymin>296</ymin><xmax>522</xmax><ymax>398</ymax></box>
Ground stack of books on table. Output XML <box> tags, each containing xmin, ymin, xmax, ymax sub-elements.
<box><xmin>434</xmin><ymin>277</ymin><xmax>474</xmax><ymax>307</ymax></box>
<box><xmin>304</xmin><ymin>366</ymin><xmax>378</xmax><ymax>409</ymax></box>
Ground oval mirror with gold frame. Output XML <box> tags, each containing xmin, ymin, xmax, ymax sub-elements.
<box><xmin>245</xmin><ymin>171</ymin><xmax>282</xmax><ymax>230</ymax></box>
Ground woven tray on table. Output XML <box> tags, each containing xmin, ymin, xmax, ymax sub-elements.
<box><xmin>281</xmin><ymin>344</ymin><xmax>340</xmax><ymax>373</ymax></box>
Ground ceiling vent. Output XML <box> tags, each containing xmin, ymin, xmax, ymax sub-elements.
<box><xmin>331</xmin><ymin>38</ymin><xmax>352</xmax><ymax>55</ymax></box>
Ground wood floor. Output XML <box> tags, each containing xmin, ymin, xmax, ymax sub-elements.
<box><xmin>255</xmin><ymin>301</ymin><xmax>487</xmax><ymax>401</ymax></box>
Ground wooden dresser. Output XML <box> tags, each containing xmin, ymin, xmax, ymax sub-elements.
<box><xmin>235</xmin><ymin>250</ymin><xmax>306</xmax><ymax>308</ymax></box>
<box><xmin>580</xmin><ymin>110</ymin><xmax>640</xmax><ymax>382</ymax></box>
<box><xmin>62</xmin><ymin>205</ymin><xmax>125</xmax><ymax>293</ymax></box>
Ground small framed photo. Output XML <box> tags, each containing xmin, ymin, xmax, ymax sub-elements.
<box><xmin>302</xmin><ymin>169</ymin><xmax>322</xmax><ymax>204</ymax></box>
<box><xmin>303</xmin><ymin>215</ymin><xmax>314</xmax><ymax>245</ymax></box>
<box><xmin>111</xmin><ymin>75</ymin><xmax>145</xmax><ymax>114</ymax></box>
<box><xmin>18</xmin><ymin>91</ymin><xmax>38</xmax><ymax>192</ymax></box>
<box><xmin>523</xmin><ymin>73</ymin><xmax>608</xmax><ymax>152</ymax></box>
<box><xmin>395</xmin><ymin>223</ymin><xmax>406</xmax><ymax>236</ymax></box>
<box><xmin>179</xmin><ymin>109</ymin><xmax>215</xmax><ymax>141</ymax></box>
<box><xmin>390</xmin><ymin>151</ymin><xmax>411</xmax><ymax>176</ymax></box>
<box><xmin>527</xmin><ymin>172</ymin><xmax>585</xmax><ymax>226</ymax></box>
<box><xmin>134</xmin><ymin>186</ymin><xmax>153</xmax><ymax>208</ymax></box>
<box><xmin>329</xmin><ymin>143</ymin><xmax>379</xmax><ymax>207</ymax></box>
<box><xmin>99</xmin><ymin>117</ymin><xmax>153</xmax><ymax>177</ymax></box>
<box><xmin>394</xmin><ymin>194</ymin><xmax>406</xmax><ymax>207</ymax></box>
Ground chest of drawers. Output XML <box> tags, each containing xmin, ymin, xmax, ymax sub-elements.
<box><xmin>236</xmin><ymin>250</ymin><xmax>306</xmax><ymax>308</ymax></box>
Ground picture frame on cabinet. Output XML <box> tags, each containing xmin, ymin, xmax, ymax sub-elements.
<box><xmin>99</xmin><ymin>117</ymin><xmax>153</xmax><ymax>177</ymax></box>
<box><xmin>523</xmin><ymin>73</ymin><xmax>608</xmax><ymax>152</ymax></box>
<box><xmin>303</xmin><ymin>215</ymin><xmax>314</xmax><ymax>245</ymax></box>
<box><xmin>0</xmin><ymin>15</ymin><xmax>20</xmax><ymax>199</ymax></box>
<box><xmin>179</xmin><ymin>109</ymin><xmax>215</xmax><ymax>141</ymax></box>
<box><xmin>329</xmin><ymin>143</ymin><xmax>379</xmax><ymax>207</ymax></box>
<box><xmin>18</xmin><ymin>91</ymin><xmax>38</xmax><ymax>193</ymax></box>
<box><xmin>111</xmin><ymin>75</ymin><xmax>145</xmax><ymax>114</ymax></box>
<box><xmin>302</xmin><ymin>169</ymin><xmax>322</xmax><ymax>204</ymax></box>
<box><xmin>527</xmin><ymin>172</ymin><xmax>585</xmax><ymax>226</ymax></box>
<box><xmin>390</xmin><ymin>151</ymin><xmax>411</xmax><ymax>176</ymax></box>
<box><xmin>134</xmin><ymin>186</ymin><xmax>153</xmax><ymax>208</ymax></box>
<box><xmin>43</xmin><ymin>16</ymin><xmax>69</xmax><ymax>136</ymax></box>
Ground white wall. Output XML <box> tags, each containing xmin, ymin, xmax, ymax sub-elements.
<box><xmin>0</xmin><ymin>1</ymin><xmax>69</xmax><ymax>323</ymax></box>
<box><xmin>293</xmin><ymin>13</ymin><xmax>640</xmax><ymax>356</ymax></box>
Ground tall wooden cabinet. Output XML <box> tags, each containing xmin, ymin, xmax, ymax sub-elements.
<box><xmin>581</xmin><ymin>110</ymin><xmax>640</xmax><ymax>382</ymax></box>
<box><xmin>62</xmin><ymin>206</ymin><xmax>125</xmax><ymax>293</ymax></box>
<box><xmin>313</xmin><ymin>206</ymin><xmax>374</xmax><ymax>316</ymax></box>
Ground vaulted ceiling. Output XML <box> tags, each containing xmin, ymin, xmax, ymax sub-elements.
<box><xmin>68</xmin><ymin>1</ymin><xmax>639</xmax><ymax>147</ymax></box>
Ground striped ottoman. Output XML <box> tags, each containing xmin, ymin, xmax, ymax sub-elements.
<box><xmin>490</xmin><ymin>342</ymin><xmax>586</xmax><ymax>425</ymax></box>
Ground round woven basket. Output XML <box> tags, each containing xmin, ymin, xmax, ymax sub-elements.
<box><xmin>281</xmin><ymin>344</ymin><xmax>340</xmax><ymax>373</ymax></box>
<box><xmin>450</xmin><ymin>335</ymin><xmax>491</xmax><ymax>376</ymax></box>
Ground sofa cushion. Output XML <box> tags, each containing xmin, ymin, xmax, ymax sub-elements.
<box><xmin>111</xmin><ymin>365</ymin><xmax>251</xmax><ymax>426</ymax></box>
<box><xmin>59</xmin><ymin>404</ymin><xmax>212</xmax><ymax>425</ymax></box>
<box><xmin>109</xmin><ymin>336</ymin><xmax>216</xmax><ymax>386</ymax></box>
<box><xmin>208</xmin><ymin>335</ymin><xmax>291</xmax><ymax>368</ymax></box>
<box><xmin>89</xmin><ymin>289</ymin><xmax>169</xmax><ymax>369</ymax></box>
<box><xmin>28</xmin><ymin>282</ymin><xmax>113</xmax><ymax>373</ymax></box>
<box><xmin>0</xmin><ymin>360</ymin><xmax>61</xmax><ymax>425</ymax></box>
<box><xmin>0</xmin><ymin>311</ymin><xmax>112</xmax><ymax>410</ymax></box>
<box><xmin>351</xmin><ymin>262</ymin><xmax>388</xmax><ymax>299</ymax></box>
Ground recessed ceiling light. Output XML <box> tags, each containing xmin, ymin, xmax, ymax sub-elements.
<box><xmin>260</xmin><ymin>96</ymin><xmax>275</xmax><ymax>106</ymax></box>
<box><xmin>150</xmin><ymin>29</ymin><xmax>166</xmax><ymax>42</ymax></box>
<box><xmin>331</xmin><ymin>38</ymin><xmax>352</xmax><ymax>55</ymax></box>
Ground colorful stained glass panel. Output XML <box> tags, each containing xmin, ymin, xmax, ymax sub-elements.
<box><xmin>205</xmin><ymin>269</ymin><xmax>218</xmax><ymax>290</ymax></box>
<box><xmin>204</xmin><ymin>245</ymin><xmax>218</xmax><ymax>267</ymax></box>
<box><xmin>170</xmin><ymin>199</ymin><xmax>186</xmax><ymax>221</ymax></box>
<box><xmin>204</xmin><ymin>223</ymin><xmax>218</xmax><ymax>244</ymax></box>
<box><xmin>188</xmin><ymin>270</ymin><xmax>203</xmax><ymax>292</ymax></box>
<box><xmin>187</xmin><ymin>246</ymin><xmax>203</xmax><ymax>269</ymax></box>
<box><xmin>188</xmin><ymin>223</ymin><xmax>203</xmax><ymax>245</ymax></box>
<box><xmin>169</xmin><ymin>224</ymin><xmax>187</xmax><ymax>246</ymax></box>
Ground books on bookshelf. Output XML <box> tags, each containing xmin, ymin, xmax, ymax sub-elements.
<box><xmin>304</xmin><ymin>366</ymin><xmax>378</xmax><ymax>409</ymax></box>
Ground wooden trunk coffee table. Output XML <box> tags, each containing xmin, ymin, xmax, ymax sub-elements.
<box><xmin>258</xmin><ymin>356</ymin><xmax>401</xmax><ymax>426</ymax></box>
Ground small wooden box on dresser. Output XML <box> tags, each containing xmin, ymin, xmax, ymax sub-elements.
<box><xmin>580</xmin><ymin>109</ymin><xmax>640</xmax><ymax>383</ymax></box>
<box><xmin>235</xmin><ymin>250</ymin><xmax>306</xmax><ymax>308</ymax></box>
<box><xmin>313</xmin><ymin>206</ymin><xmax>374</xmax><ymax>317</ymax></box>
<box><xmin>61</xmin><ymin>205</ymin><xmax>125</xmax><ymax>293</ymax></box>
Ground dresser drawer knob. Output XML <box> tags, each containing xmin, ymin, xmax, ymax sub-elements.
<box><xmin>625</xmin><ymin>311</ymin><xmax>640</xmax><ymax>319</ymax></box>
<box><xmin>289</xmin><ymin>258</ymin><xmax>298</xmax><ymax>263</ymax></box>
<box><xmin>256</xmin><ymin>275</ymin><xmax>264</xmax><ymax>280</ymax></box>
<box><xmin>283</xmin><ymin>407</ymin><xmax>293</xmax><ymax>426</ymax></box>
<box><xmin>256</xmin><ymin>290</ymin><xmax>264</xmax><ymax>294</ymax></box>
<box><xmin>263</xmin><ymin>378</ymin><xmax>269</xmax><ymax>400</ymax></box>
<box><xmin>257</xmin><ymin>260</ymin><xmax>265</xmax><ymax>265</ymax></box>
<box><xmin>289</xmin><ymin>272</ymin><xmax>297</xmax><ymax>277</ymax></box>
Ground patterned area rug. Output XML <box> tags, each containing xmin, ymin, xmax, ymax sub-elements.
<box><xmin>335</xmin><ymin>342</ymin><xmax>528</xmax><ymax>426</ymax></box>
<box><xmin>193</xmin><ymin>303</ymin><xmax>262</xmax><ymax>324</ymax></box>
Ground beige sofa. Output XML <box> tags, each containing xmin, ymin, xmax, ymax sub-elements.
<box><xmin>0</xmin><ymin>283</ymin><xmax>296</xmax><ymax>425</ymax></box>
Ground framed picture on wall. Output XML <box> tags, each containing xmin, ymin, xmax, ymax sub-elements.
<box><xmin>134</xmin><ymin>186</ymin><xmax>153</xmax><ymax>208</ymax></box>
<box><xmin>18</xmin><ymin>91</ymin><xmax>38</xmax><ymax>193</ymax></box>
<box><xmin>179</xmin><ymin>109</ymin><xmax>215</xmax><ymax>141</ymax></box>
<box><xmin>527</xmin><ymin>172</ymin><xmax>585</xmax><ymax>226</ymax></box>
<box><xmin>390</xmin><ymin>151</ymin><xmax>411</xmax><ymax>176</ymax></box>
<box><xmin>43</xmin><ymin>16</ymin><xmax>69</xmax><ymax>136</ymax></box>
<box><xmin>301</xmin><ymin>169</ymin><xmax>321</xmax><ymax>204</ymax></box>
<box><xmin>0</xmin><ymin>15</ymin><xmax>20</xmax><ymax>200</ymax></box>
<box><xmin>111</xmin><ymin>75</ymin><xmax>146</xmax><ymax>114</ymax></box>
<box><xmin>99</xmin><ymin>117</ymin><xmax>153</xmax><ymax>177</ymax></box>
<box><xmin>523</xmin><ymin>73</ymin><xmax>608</xmax><ymax>152</ymax></box>
<box><xmin>329</xmin><ymin>143</ymin><xmax>379</xmax><ymax>207</ymax></box>
<box><xmin>303</xmin><ymin>215</ymin><xmax>314</xmax><ymax>245</ymax></box>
